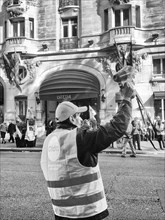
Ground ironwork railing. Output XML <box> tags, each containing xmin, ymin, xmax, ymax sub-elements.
<box><xmin>59</xmin><ymin>37</ymin><xmax>78</xmax><ymax>50</ymax></box>
<box><xmin>152</xmin><ymin>72</ymin><xmax>165</xmax><ymax>78</ymax></box>
<box><xmin>3</xmin><ymin>37</ymin><xmax>37</xmax><ymax>53</ymax></box>
<box><xmin>59</xmin><ymin>0</ymin><xmax>79</xmax><ymax>8</ymax></box>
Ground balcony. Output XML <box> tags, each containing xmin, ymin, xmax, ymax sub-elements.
<box><xmin>100</xmin><ymin>26</ymin><xmax>138</xmax><ymax>47</ymax></box>
<box><xmin>2</xmin><ymin>37</ymin><xmax>39</xmax><ymax>54</ymax></box>
<box><xmin>151</xmin><ymin>73</ymin><xmax>165</xmax><ymax>83</ymax></box>
<box><xmin>59</xmin><ymin>0</ymin><xmax>79</xmax><ymax>12</ymax></box>
<box><xmin>99</xmin><ymin>26</ymin><xmax>165</xmax><ymax>49</ymax></box>
<box><xmin>59</xmin><ymin>37</ymin><xmax>78</xmax><ymax>50</ymax></box>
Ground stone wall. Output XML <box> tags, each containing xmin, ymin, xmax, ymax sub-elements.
<box><xmin>143</xmin><ymin>0</ymin><xmax>165</xmax><ymax>28</ymax></box>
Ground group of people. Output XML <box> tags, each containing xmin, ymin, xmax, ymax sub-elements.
<box><xmin>0</xmin><ymin>118</ymin><xmax>38</xmax><ymax>148</ymax></box>
<box><xmin>0</xmin><ymin>121</ymin><xmax>16</xmax><ymax>144</ymax></box>
<box><xmin>118</xmin><ymin>115</ymin><xmax>165</xmax><ymax>158</ymax></box>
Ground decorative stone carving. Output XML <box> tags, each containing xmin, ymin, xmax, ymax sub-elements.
<box><xmin>2</xmin><ymin>52</ymin><xmax>41</xmax><ymax>92</ymax></box>
<box><xmin>23</xmin><ymin>59</ymin><xmax>41</xmax><ymax>82</ymax></box>
<box><xmin>6</xmin><ymin>0</ymin><xmax>39</xmax><ymax>17</ymax></box>
<box><xmin>6</xmin><ymin>0</ymin><xmax>28</xmax><ymax>18</ymax></box>
<box><xmin>96</xmin><ymin>57</ymin><xmax>114</xmax><ymax>78</ymax></box>
<box><xmin>96</xmin><ymin>43</ymin><xmax>148</xmax><ymax>77</ymax></box>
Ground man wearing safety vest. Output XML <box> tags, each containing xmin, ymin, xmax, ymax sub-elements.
<box><xmin>41</xmin><ymin>82</ymin><xmax>135</xmax><ymax>220</ymax></box>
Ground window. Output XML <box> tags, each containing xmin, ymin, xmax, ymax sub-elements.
<box><xmin>15</xmin><ymin>96</ymin><xmax>27</xmax><ymax>121</ymax></box>
<box><xmin>115</xmin><ymin>10</ymin><xmax>121</xmax><ymax>27</ymax></box>
<box><xmin>71</xmin><ymin>18</ymin><xmax>77</xmax><ymax>37</ymax></box>
<box><xmin>114</xmin><ymin>8</ymin><xmax>130</xmax><ymax>27</ymax></box>
<box><xmin>19</xmin><ymin>100</ymin><xmax>26</xmax><ymax>116</ymax></box>
<box><xmin>154</xmin><ymin>99</ymin><xmax>165</xmax><ymax>121</ymax></box>
<box><xmin>104</xmin><ymin>9</ymin><xmax>109</xmax><ymax>31</ymax></box>
<box><xmin>123</xmin><ymin>8</ymin><xmax>129</xmax><ymax>26</ymax></box>
<box><xmin>62</xmin><ymin>17</ymin><xmax>77</xmax><ymax>38</ymax></box>
<box><xmin>8</xmin><ymin>0</ymin><xmax>20</xmax><ymax>6</ymax></box>
<box><xmin>0</xmin><ymin>82</ymin><xmax>4</xmax><ymax>105</ymax></box>
<box><xmin>29</xmin><ymin>18</ymin><xmax>34</xmax><ymax>38</ymax></box>
<box><xmin>4</xmin><ymin>21</ymin><xmax>7</xmax><ymax>38</ymax></box>
<box><xmin>136</xmin><ymin>5</ymin><xmax>141</xmax><ymax>28</ymax></box>
<box><xmin>153</xmin><ymin>58</ymin><xmax>165</xmax><ymax>75</ymax></box>
<box><xmin>13</xmin><ymin>0</ymin><xmax>19</xmax><ymax>4</ymax></box>
<box><xmin>63</xmin><ymin>20</ymin><xmax>69</xmax><ymax>37</ymax></box>
<box><xmin>12</xmin><ymin>19</ymin><xmax>25</xmax><ymax>37</ymax></box>
<box><xmin>18</xmin><ymin>67</ymin><xmax>27</xmax><ymax>81</ymax></box>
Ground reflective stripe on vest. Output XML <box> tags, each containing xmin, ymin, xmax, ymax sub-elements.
<box><xmin>40</xmin><ymin>128</ymin><xmax>107</xmax><ymax>218</ymax></box>
<box><xmin>47</xmin><ymin>172</ymin><xmax>100</xmax><ymax>188</ymax></box>
<box><xmin>52</xmin><ymin>191</ymin><xmax>104</xmax><ymax>207</ymax></box>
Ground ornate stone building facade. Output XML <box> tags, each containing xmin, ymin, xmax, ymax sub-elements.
<box><xmin>0</xmin><ymin>0</ymin><xmax>165</xmax><ymax>129</ymax></box>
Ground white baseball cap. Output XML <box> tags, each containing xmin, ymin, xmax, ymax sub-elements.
<box><xmin>55</xmin><ymin>101</ymin><xmax>87</xmax><ymax>122</ymax></box>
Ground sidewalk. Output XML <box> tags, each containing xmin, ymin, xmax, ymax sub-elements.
<box><xmin>103</xmin><ymin>140</ymin><xmax>165</xmax><ymax>155</ymax></box>
<box><xmin>0</xmin><ymin>136</ymin><xmax>164</xmax><ymax>154</ymax></box>
<box><xmin>0</xmin><ymin>135</ymin><xmax>45</xmax><ymax>152</ymax></box>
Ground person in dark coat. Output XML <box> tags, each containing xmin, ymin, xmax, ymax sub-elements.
<box><xmin>8</xmin><ymin>122</ymin><xmax>16</xmax><ymax>143</ymax></box>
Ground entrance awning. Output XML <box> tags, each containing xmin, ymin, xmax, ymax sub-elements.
<box><xmin>39</xmin><ymin>70</ymin><xmax>100</xmax><ymax>101</ymax></box>
<box><xmin>154</xmin><ymin>91</ymin><xmax>165</xmax><ymax>99</ymax></box>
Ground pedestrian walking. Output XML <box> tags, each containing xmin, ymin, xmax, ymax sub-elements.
<box><xmin>0</xmin><ymin>121</ymin><xmax>8</xmax><ymax>144</ymax></box>
<box><xmin>154</xmin><ymin>116</ymin><xmax>165</xmax><ymax>150</ymax></box>
<box><xmin>8</xmin><ymin>121</ymin><xmax>16</xmax><ymax>143</ymax></box>
<box><xmin>40</xmin><ymin>82</ymin><xmax>135</xmax><ymax>220</ymax></box>
<box><xmin>121</xmin><ymin>121</ymin><xmax>136</xmax><ymax>158</ymax></box>
<box><xmin>132</xmin><ymin>117</ymin><xmax>142</xmax><ymax>150</ymax></box>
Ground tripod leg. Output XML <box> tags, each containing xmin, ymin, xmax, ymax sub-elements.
<box><xmin>135</xmin><ymin>95</ymin><xmax>158</xmax><ymax>150</ymax></box>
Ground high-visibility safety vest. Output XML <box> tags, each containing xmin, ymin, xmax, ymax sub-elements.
<box><xmin>40</xmin><ymin>128</ymin><xmax>107</xmax><ymax>218</ymax></box>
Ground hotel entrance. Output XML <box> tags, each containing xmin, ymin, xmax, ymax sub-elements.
<box><xmin>39</xmin><ymin>70</ymin><xmax>100</xmax><ymax>124</ymax></box>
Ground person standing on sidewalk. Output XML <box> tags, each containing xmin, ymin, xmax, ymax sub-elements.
<box><xmin>155</xmin><ymin>116</ymin><xmax>165</xmax><ymax>150</ymax></box>
<box><xmin>41</xmin><ymin>82</ymin><xmax>135</xmax><ymax>220</ymax></box>
<box><xmin>8</xmin><ymin>121</ymin><xmax>16</xmax><ymax>143</ymax></box>
<box><xmin>25</xmin><ymin>118</ymin><xmax>38</xmax><ymax>147</ymax></box>
<box><xmin>121</xmin><ymin>121</ymin><xmax>136</xmax><ymax>158</ymax></box>
<box><xmin>132</xmin><ymin>117</ymin><xmax>142</xmax><ymax>150</ymax></box>
<box><xmin>0</xmin><ymin>121</ymin><xmax>8</xmax><ymax>144</ymax></box>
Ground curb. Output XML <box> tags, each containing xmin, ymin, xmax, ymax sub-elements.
<box><xmin>0</xmin><ymin>147</ymin><xmax>42</xmax><ymax>152</ymax></box>
<box><xmin>0</xmin><ymin>147</ymin><xmax>148</xmax><ymax>154</ymax></box>
<box><xmin>102</xmin><ymin>149</ymin><xmax>146</xmax><ymax>155</ymax></box>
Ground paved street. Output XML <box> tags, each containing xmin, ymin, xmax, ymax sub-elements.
<box><xmin>0</xmin><ymin>150</ymin><xmax>165</xmax><ymax>220</ymax></box>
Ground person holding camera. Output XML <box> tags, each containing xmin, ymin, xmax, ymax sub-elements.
<box><xmin>41</xmin><ymin>82</ymin><xmax>135</xmax><ymax>220</ymax></box>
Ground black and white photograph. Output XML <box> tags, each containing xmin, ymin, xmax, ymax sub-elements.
<box><xmin>0</xmin><ymin>0</ymin><xmax>165</xmax><ymax>219</ymax></box>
